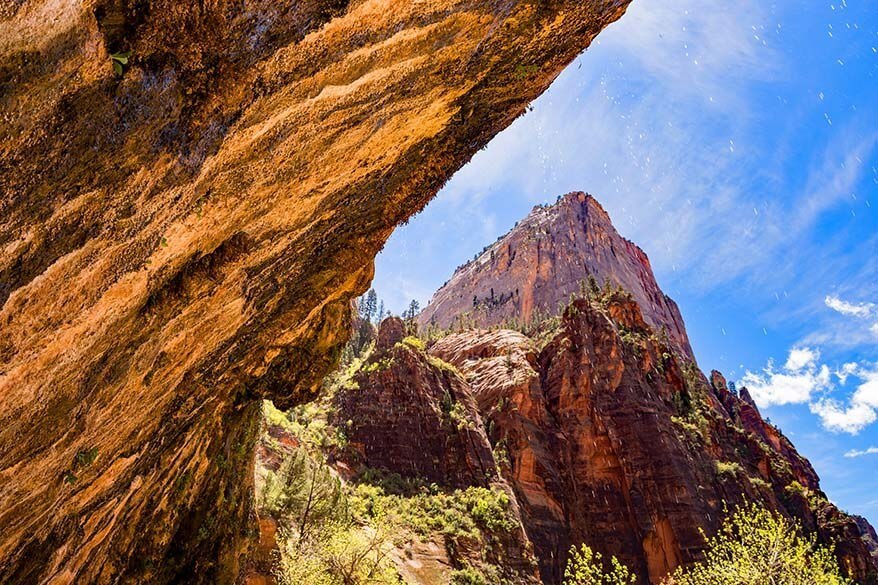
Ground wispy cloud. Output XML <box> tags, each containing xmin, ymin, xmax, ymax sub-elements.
<box><xmin>825</xmin><ymin>295</ymin><xmax>876</xmax><ymax>319</ymax></box>
<box><xmin>820</xmin><ymin>295</ymin><xmax>878</xmax><ymax>346</ymax></box>
<box><xmin>845</xmin><ymin>446</ymin><xmax>878</xmax><ymax>458</ymax></box>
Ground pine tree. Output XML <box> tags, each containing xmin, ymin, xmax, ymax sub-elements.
<box><xmin>404</xmin><ymin>299</ymin><xmax>420</xmax><ymax>335</ymax></box>
<box><xmin>360</xmin><ymin>289</ymin><xmax>378</xmax><ymax>323</ymax></box>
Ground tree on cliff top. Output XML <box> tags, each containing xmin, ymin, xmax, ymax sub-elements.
<box><xmin>360</xmin><ymin>289</ymin><xmax>379</xmax><ymax>323</ymax></box>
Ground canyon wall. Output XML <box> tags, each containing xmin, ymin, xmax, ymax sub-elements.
<box><xmin>320</xmin><ymin>297</ymin><xmax>878</xmax><ymax>583</ymax></box>
<box><xmin>357</xmin><ymin>192</ymin><xmax>877</xmax><ymax>583</ymax></box>
<box><xmin>430</xmin><ymin>298</ymin><xmax>877</xmax><ymax>583</ymax></box>
<box><xmin>0</xmin><ymin>1</ymin><xmax>631</xmax><ymax>582</ymax></box>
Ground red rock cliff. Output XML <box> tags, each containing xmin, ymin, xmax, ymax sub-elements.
<box><xmin>418</xmin><ymin>192</ymin><xmax>693</xmax><ymax>358</ymax></box>
<box><xmin>408</xmin><ymin>193</ymin><xmax>878</xmax><ymax>583</ymax></box>
<box><xmin>429</xmin><ymin>297</ymin><xmax>878</xmax><ymax>584</ymax></box>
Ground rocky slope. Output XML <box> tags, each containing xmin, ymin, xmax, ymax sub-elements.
<box><xmin>418</xmin><ymin>193</ymin><xmax>693</xmax><ymax>358</ymax></box>
<box><xmin>855</xmin><ymin>515</ymin><xmax>878</xmax><ymax>566</ymax></box>
<box><xmin>329</xmin><ymin>317</ymin><xmax>542</xmax><ymax>583</ymax></box>
<box><xmin>430</xmin><ymin>298</ymin><xmax>877</xmax><ymax>583</ymax></box>
<box><xmin>0</xmin><ymin>2</ymin><xmax>631</xmax><ymax>582</ymax></box>
<box><xmin>274</xmin><ymin>296</ymin><xmax>878</xmax><ymax>584</ymax></box>
<box><xmin>332</xmin><ymin>317</ymin><xmax>498</xmax><ymax>490</ymax></box>
<box><xmin>307</xmin><ymin>194</ymin><xmax>878</xmax><ymax>584</ymax></box>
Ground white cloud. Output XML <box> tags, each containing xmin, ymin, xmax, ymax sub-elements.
<box><xmin>844</xmin><ymin>446</ymin><xmax>878</xmax><ymax>458</ymax></box>
<box><xmin>810</xmin><ymin>365</ymin><xmax>878</xmax><ymax>434</ymax></box>
<box><xmin>811</xmin><ymin>400</ymin><xmax>877</xmax><ymax>435</ymax></box>
<box><xmin>814</xmin><ymin>293</ymin><xmax>878</xmax><ymax>348</ymax></box>
<box><xmin>742</xmin><ymin>349</ymin><xmax>878</xmax><ymax>435</ymax></box>
<box><xmin>825</xmin><ymin>295</ymin><xmax>876</xmax><ymax>319</ymax></box>
<box><xmin>742</xmin><ymin>347</ymin><xmax>831</xmax><ymax>407</ymax></box>
<box><xmin>836</xmin><ymin>362</ymin><xmax>859</xmax><ymax>384</ymax></box>
<box><xmin>785</xmin><ymin>347</ymin><xmax>820</xmax><ymax>371</ymax></box>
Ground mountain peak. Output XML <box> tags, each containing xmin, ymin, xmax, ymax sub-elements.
<box><xmin>419</xmin><ymin>192</ymin><xmax>693</xmax><ymax>358</ymax></box>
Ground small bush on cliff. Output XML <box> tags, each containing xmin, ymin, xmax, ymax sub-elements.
<box><xmin>714</xmin><ymin>460</ymin><xmax>743</xmax><ymax>478</ymax></box>
<box><xmin>448</xmin><ymin>401</ymin><xmax>474</xmax><ymax>431</ymax></box>
<box><xmin>451</xmin><ymin>564</ymin><xmax>503</xmax><ymax>585</ymax></box>
<box><xmin>663</xmin><ymin>504</ymin><xmax>851</xmax><ymax>585</ymax></box>
<box><xmin>427</xmin><ymin>354</ymin><xmax>463</xmax><ymax>377</ymax></box>
<box><xmin>400</xmin><ymin>335</ymin><xmax>426</xmax><ymax>352</ymax></box>
<box><xmin>563</xmin><ymin>544</ymin><xmax>635</xmax><ymax>585</ymax></box>
<box><xmin>110</xmin><ymin>51</ymin><xmax>131</xmax><ymax>75</ymax></box>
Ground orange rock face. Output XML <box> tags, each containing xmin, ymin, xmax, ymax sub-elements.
<box><xmin>0</xmin><ymin>1</ymin><xmax>631</xmax><ymax>582</ymax></box>
<box><xmin>419</xmin><ymin>192</ymin><xmax>694</xmax><ymax>358</ymax></box>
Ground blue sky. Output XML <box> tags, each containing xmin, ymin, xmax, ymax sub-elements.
<box><xmin>372</xmin><ymin>1</ymin><xmax>878</xmax><ymax>523</ymax></box>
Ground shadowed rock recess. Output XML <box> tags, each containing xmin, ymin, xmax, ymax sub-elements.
<box><xmin>0</xmin><ymin>1</ymin><xmax>631</xmax><ymax>583</ymax></box>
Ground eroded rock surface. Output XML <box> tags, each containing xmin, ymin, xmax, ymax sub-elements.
<box><xmin>330</xmin><ymin>321</ymin><xmax>541</xmax><ymax>583</ymax></box>
<box><xmin>0</xmin><ymin>1</ymin><xmax>631</xmax><ymax>582</ymax></box>
<box><xmin>431</xmin><ymin>298</ymin><xmax>877</xmax><ymax>583</ymax></box>
<box><xmin>332</xmin><ymin>324</ymin><xmax>497</xmax><ymax>489</ymax></box>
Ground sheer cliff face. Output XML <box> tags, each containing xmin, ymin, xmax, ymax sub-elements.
<box><xmin>418</xmin><ymin>192</ymin><xmax>694</xmax><ymax>358</ymax></box>
<box><xmin>396</xmin><ymin>192</ymin><xmax>877</xmax><ymax>583</ymax></box>
<box><xmin>432</xmin><ymin>299</ymin><xmax>877</xmax><ymax>584</ymax></box>
<box><xmin>0</xmin><ymin>1</ymin><xmax>632</xmax><ymax>582</ymax></box>
<box><xmin>332</xmin><ymin>318</ymin><xmax>499</xmax><ymax>490</ymax></box>
<box><xmin>329</xmin><ymin>319</ymin><xmax>543</xmax><ymax>583</ymax></box>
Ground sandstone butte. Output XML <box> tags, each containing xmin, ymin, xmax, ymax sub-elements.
<box><xmin>328</xmin><ymin>194</ymin><xmax>878</xmax><ymax>584</ymax></box>
<box><xmin>0</xmin><ymin>1</ymin><xmax>633</xmax><ymax>583</ymax></box>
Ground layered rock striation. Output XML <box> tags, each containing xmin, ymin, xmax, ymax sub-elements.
<box><xmin>0</xmin><ymin>2</ymin><xmax>631</xmax><ymax>582</ymax></box>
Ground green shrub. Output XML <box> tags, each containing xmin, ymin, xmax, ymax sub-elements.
<box><xmin>664</xmin><ymin>504</ymin><xmax>851</xmax><ymax>584</ymax></box>
<box><xmin>400</xmin><ymin>336</ymin><xmax>426</xmax><ymax>352</ymax></box>
<box><xmin>350</xmin><ymin>484</ymin><xmax>516</xmax><ymax>540</ymax></box>
<box><xmin>748</xmin><ymin>476</ymin><xmax>771</xmax><ymax>490</ymax></box>
<box><xmin>448</xmin><ymin>401</ymin><xmax>473</xmax><ymax>430</ymax></box>
<box><xmin>74</xmin><ymin>447</ymin><xmax>99</xmax><ymax>468</ymax></box>
<box><xmin>451</xmin><ymin>565</ymin><xmax>487</xmax><ymax>585</ymax></box>
<box><xmin>427</xmin><ymin>354</ymin><xmax>463</xmax><ymax>377</ymax></box>
<box><xmin>714</xmin><ymin>461</ymin><xmax>743</xmax><ymax>477</ymax></box>
<box><xmin>563</xmin><ymin>544</ymin><xmax>635</xmax><ymax>584</ymax></box>
<box><xmin>110</xmin><ymin>51</ymin><xmax>131</xmax><ymax>75</ymax></box>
